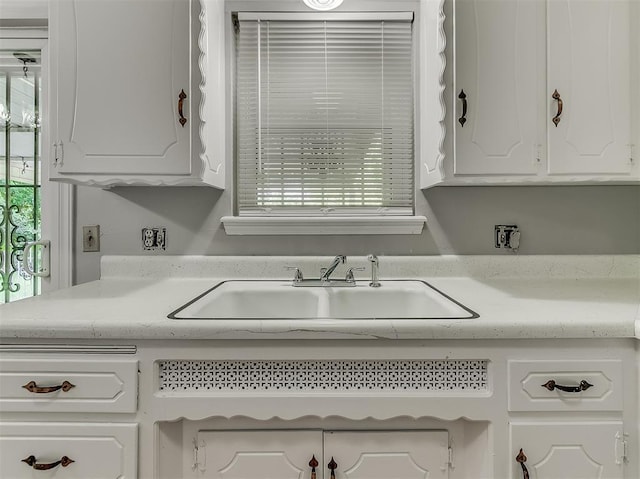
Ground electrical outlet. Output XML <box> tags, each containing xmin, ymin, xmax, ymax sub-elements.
<box><xmin>495</xmin><ymin>225</ymin><xmax>520</xmax><ymax>252</ymax></box>
<box><xmin>142</xmin><ymin>227</ymin><xmax>167</xmax><ymax>251</ymax></box>
<box><xmin>82</xmin><ymin>225</ymin><xmax>100</xmax><ymax>252</ymax></box>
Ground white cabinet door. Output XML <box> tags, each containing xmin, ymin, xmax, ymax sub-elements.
<box><xmin>324</xmin><ymin>431</ymin><xmax>449</xmax><ymax>479</ymax></box>
<box><xmin>199</xmin><ymin>430</ymin><xmax>322</xmax><ymax>478</ymax></box>
<box><xmin>547</xmin><ymin>0</ymin><xmax>632</xmax><ymax>175</ymax></box>
<box><xmin>510</xmin><ymin>422</ymin><xmax>624</xmax><ymax>479</ymax></box>
<box><xmin>198</xmin><ymin>430</ymin><xmax>449</xmax><ymax>478</ymax></box>
<box><xmin>50</xmin><ymin>0</ymin><xmax>191</xmax><ymax>177</ymax></box>
<box><xmin>454</xmin><ymin>0</ymin><xmax>544</xmax><ymax>176</ymax></box>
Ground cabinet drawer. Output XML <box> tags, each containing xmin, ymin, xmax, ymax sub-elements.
<box><xmin>0</xmin><ymin>422</ymin><xmax>137</xmax><ymax>479</ymax></box>
<box><xmin>0</xmin><ymin>359</ymin><xmax>138</xmax><ymax>413</ymax></box>
<box><xmin>508</xmin><ymin>360</ymin><xmax>623</xmax><ymax>412</ymax></box>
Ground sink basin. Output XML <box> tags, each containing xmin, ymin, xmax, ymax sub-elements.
<box><xmin>172</xmin><ymin>281</ymin><xmax>321</xmax><ymax>319</ymax></box>
<box><xmin>169</xmin><ymin>280</ymin><xmax>478</xmax><ymax>320</ymax></box>
<box><xmin>325</xmin><ymin>281</ymin><xmax>475</xmax><ymax>319</ymax></box>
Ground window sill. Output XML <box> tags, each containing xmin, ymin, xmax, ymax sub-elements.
<box><xmin>221</xmin><ymin>216</ymin><xmax>427</xmax><ymax>235</ymax></box>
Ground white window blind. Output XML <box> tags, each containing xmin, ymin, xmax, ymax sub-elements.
<box><xmin>236</xmin><ymin>14</ymin><xmax>414</xmax><ymax>216</ymax></box>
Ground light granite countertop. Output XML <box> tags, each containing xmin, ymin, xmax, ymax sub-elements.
<box><xmin>1</xmin><ymin>255</ymin><xmax>638</xmax><ymax>341</ymax></box>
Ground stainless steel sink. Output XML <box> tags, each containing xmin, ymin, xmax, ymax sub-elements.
<box><xmin>168</xmin><ymin>280</ymin><xmax>478</xmax><ymax>320</ymax></box>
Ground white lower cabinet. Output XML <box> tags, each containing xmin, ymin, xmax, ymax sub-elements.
<box><xmin>1</xmin><ymin>339</ymin><xmax>637</xmax><ymax>479</ymax></box>
<box><xmin>0</xmin><ymin>422</ymin><xmax>138</xmax><ymax>479</ymax></box>
<box><xmin>508</xmin><ymin>359</ymin><xmax>628</xmax><ymax>478</ymax></box>
<box><xmin>199</xmin><ymin>429</ymin><xmax>449</xmax><ymax>479</ymax></box>
<box><xmin>153</xmin><ymin>340</ymin><xmax>636</xmax><ymax>479</ymax></box>
<box><xmin>0</xmin><ymin>352</ymin><xmax>139</xmax><ymax>478</ymax></box>
<box><xmin>510</xmin><ymin>422</ymin><xmax>624</xmax><ymax>479</ymax></box>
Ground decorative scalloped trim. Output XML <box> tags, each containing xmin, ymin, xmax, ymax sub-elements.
<box><xmin>50</xmin><ymin>173</ymin><xmax>638</xmax><ymax>188</ymax></box>
<box><xmin>419</xmin><ymin>0</ymin><xmax>447</xmax><ymax>188</ymax></box>
<box><xmin>197</xmin><ymin>0</ymin><xmax>209</xmax><ymax>177</ymax></box>
<box><xmin>423</xmin><ymin>175</ymin><xmax>640</xmax><ymax>186</ymax></box>
<box><xmin>197</xmin><ymin>0</ymin><xmax>225</xmax><ymax>188</ymax></box>
<box><xmin>169</xmin><ymin>412</ymin><xmax>481</xmax><ymax>423</ymax></box>
<box><xmin>434</xmin><ymin>0</ymin><xmax>447</xmax><ymax>180</ymax></box>
<box><xmin>50</xmin><ymin>176</ymin><xmax>211</xmax><ymax>188</ymax></box>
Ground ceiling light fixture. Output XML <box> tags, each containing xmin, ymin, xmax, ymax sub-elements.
<box><xmin>303</xmin><ymin>0</ymin><xmax>344</xmax><ymax>11</ymax></box>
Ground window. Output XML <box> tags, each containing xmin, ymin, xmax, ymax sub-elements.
<box><xmin>235</xmin><ymin>12</ymin><xmax>415</xmax><ymax>218</ymax></box>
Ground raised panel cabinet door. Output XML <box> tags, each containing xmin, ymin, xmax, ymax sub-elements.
<box><xmin>454</xmin><ymin>0</ymin><xmax>544</xmax><ymax>176</ymax></box>
<box><xmin>547</xmin><ymin>0</ymin><xmax>632</xmax><ymax>175</ymax></box>
<box><xmin>323</xmin><ymin>430</ymin><xmax>449</xmax><ymax>479</ymax></box>
<box><xmin>50</xmin><ymin>0</ymin><xmax>191</xmax><ymax>176</ymax></box>
<box><xmin>0</xmin><ymin>422</ymin><xmax>137</xmax><ymax>479</ymax></box>
<box><xmin>197</xmin><ymin>430</ymin><xmax>323</xmax><ymax>478</ymax></box>
<box><xmin>510</xmin><ymin>422</ymin><xmax>624</xmax><ymax>479</ymax></box>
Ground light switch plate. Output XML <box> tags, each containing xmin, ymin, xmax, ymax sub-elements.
<box><xmin>82</xmin><ymin>225</ymin><xmax>100</xmax><ymax>252</ymax></box>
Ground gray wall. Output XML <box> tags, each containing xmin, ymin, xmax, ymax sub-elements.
<box><xmin>72</xmin><ymin>0</ymin><xmax>640</xmax><ymax>284</ymax></box>
<box><xmin>74</xmin><ymin>184</ymin><xmax>640</xmax><ymax>284</ymax></box>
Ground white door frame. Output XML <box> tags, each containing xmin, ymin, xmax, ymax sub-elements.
<box><xmin>1</xmin><ymin>34</ymin><xmax>74</xmax><ymax>292</ymax></box>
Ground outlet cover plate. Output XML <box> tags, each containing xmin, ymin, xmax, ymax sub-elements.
<box><xmin>142</xmin><ymin>227</ymin><xmax>166</xmax><ymax>251</ymax></box>
<box><xmin>82</xmin><ymin>225</ymin><xmax>100</xmax><ymax>252</ymax></box>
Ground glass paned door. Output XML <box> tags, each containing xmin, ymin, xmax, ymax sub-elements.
<box><xmin>0</xmin><ymin>50</ymin><xmax>41</xmax><ymax>303</ymax></box>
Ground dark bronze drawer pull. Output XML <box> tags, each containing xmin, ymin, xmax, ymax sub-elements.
<box><xmin>458</xmin><ymin>89</ymin><xmax>468</xmax><ymax>127</ymax></box>
<box><xmin>551</xmin><ymin>89</ymin><xmax>563</xmax><ymax>126</ymax></box>
<box><xmin>22</xmin><ymin>380</ymin><xmax>75</xmax><ymax>394</ymax></box>
<box><xmin>516</xmin><ymin>449</ymin><xmax>529</xmax><ymax>479</ymax></box>
<box><xmin>309</xmin><ymin>455</ymin><xmax>319</xmax><ymax>479</ymax></box>
<box><xmin>328</xmin><ymin>457</ymin><xmax>338</xmax><ymax>479</ymax></box>
<box><xmin>541</xmin><ymin>379</ymin><xmax>593</xmax><ymax>393</ymax></box>
<box><xmin>22</xmin><ymin>455</ymin><xmax>74</xmax><ymax>470</ymax></box>
<box><xmin>178</xmin><ymin>89</ymin><xmax>187</xmax><ymax>127</ymax></box>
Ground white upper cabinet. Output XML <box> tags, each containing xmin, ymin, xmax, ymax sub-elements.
<box><xmin>49</xmin><ymin>0</ymin><xmax>224</xmax><ymax>187</ymax></box>
<box><xmin>547</xmin><ymin>0</ymin><xmax>631</xmax><ymax>176</ymax></box>
<box><xmin>453</xmin><ymin>0</ymin><xmax>544</xmax><ymax>177</ymax></box>
<box><xmin>425</xmin><ymin>0</ymin><xmax>638</xmax><ymax>187</ymax></box>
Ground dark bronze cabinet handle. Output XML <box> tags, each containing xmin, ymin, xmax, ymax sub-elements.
<box><xmin>22</xmin><ymin>455</ymin><xmax>74</xmax><ymax>470</ymax></box>
<box><xmin>178</xmin><ymin>89</ymin><xmax>187</xmax><ymax>127</ymax></box>
<box><xmin>516</xmin><ymin>449</ymin><xmax>529</xmax><ymax>479</ymax></box>
<box><xmin>328</xmin><ymin>457</ymin><xmax>338</xmax><ymax>479</ymax></box>
<box><xmin>541</xmin><ymin>379</ymin><xmax>593</xmax><ymax>393</ymax></box>
<box><xmin>458</xmin><ymin>89</ymin><xmax>468</xmax><ymax>127</ymax></box>
<box><xmin>552</xmin><ymin>89</ymin><xmax>563</xmax><ymax>126</ymax></box>
<box><xmin>22</xmin><ymin>380</ymin><xmax>75</xmax><ymax>394</ymax></box>
<box><xmin>309</xmin><ymin>455</ymin><xmax>319</xmax><ymax>479</ymax></box>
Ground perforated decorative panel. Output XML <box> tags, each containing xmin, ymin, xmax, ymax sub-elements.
<box><xmin>158</xmin><ymin>360</ymin><xmax>488</xmax><ymax>393</ymax></box>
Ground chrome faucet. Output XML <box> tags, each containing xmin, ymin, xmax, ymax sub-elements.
<box><xmin>320</xmin><ymin>255</ymin><xmax>346</xmax><ymax>282</ymax></box>
<box><xmin>367</xmin><ymin>254</ymin><xmax>381</xmax><ymax>287</ymax></box>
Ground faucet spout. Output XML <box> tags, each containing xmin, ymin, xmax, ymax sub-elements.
<box><xmin>320</xmin><ymin>255</ymin><xmax>346</xmax><ymax>281</ymax></box>
<box><xmin>367</xmin><ymin>254</ymin><xmax>381</xmax><ymax>287</ymax></box>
